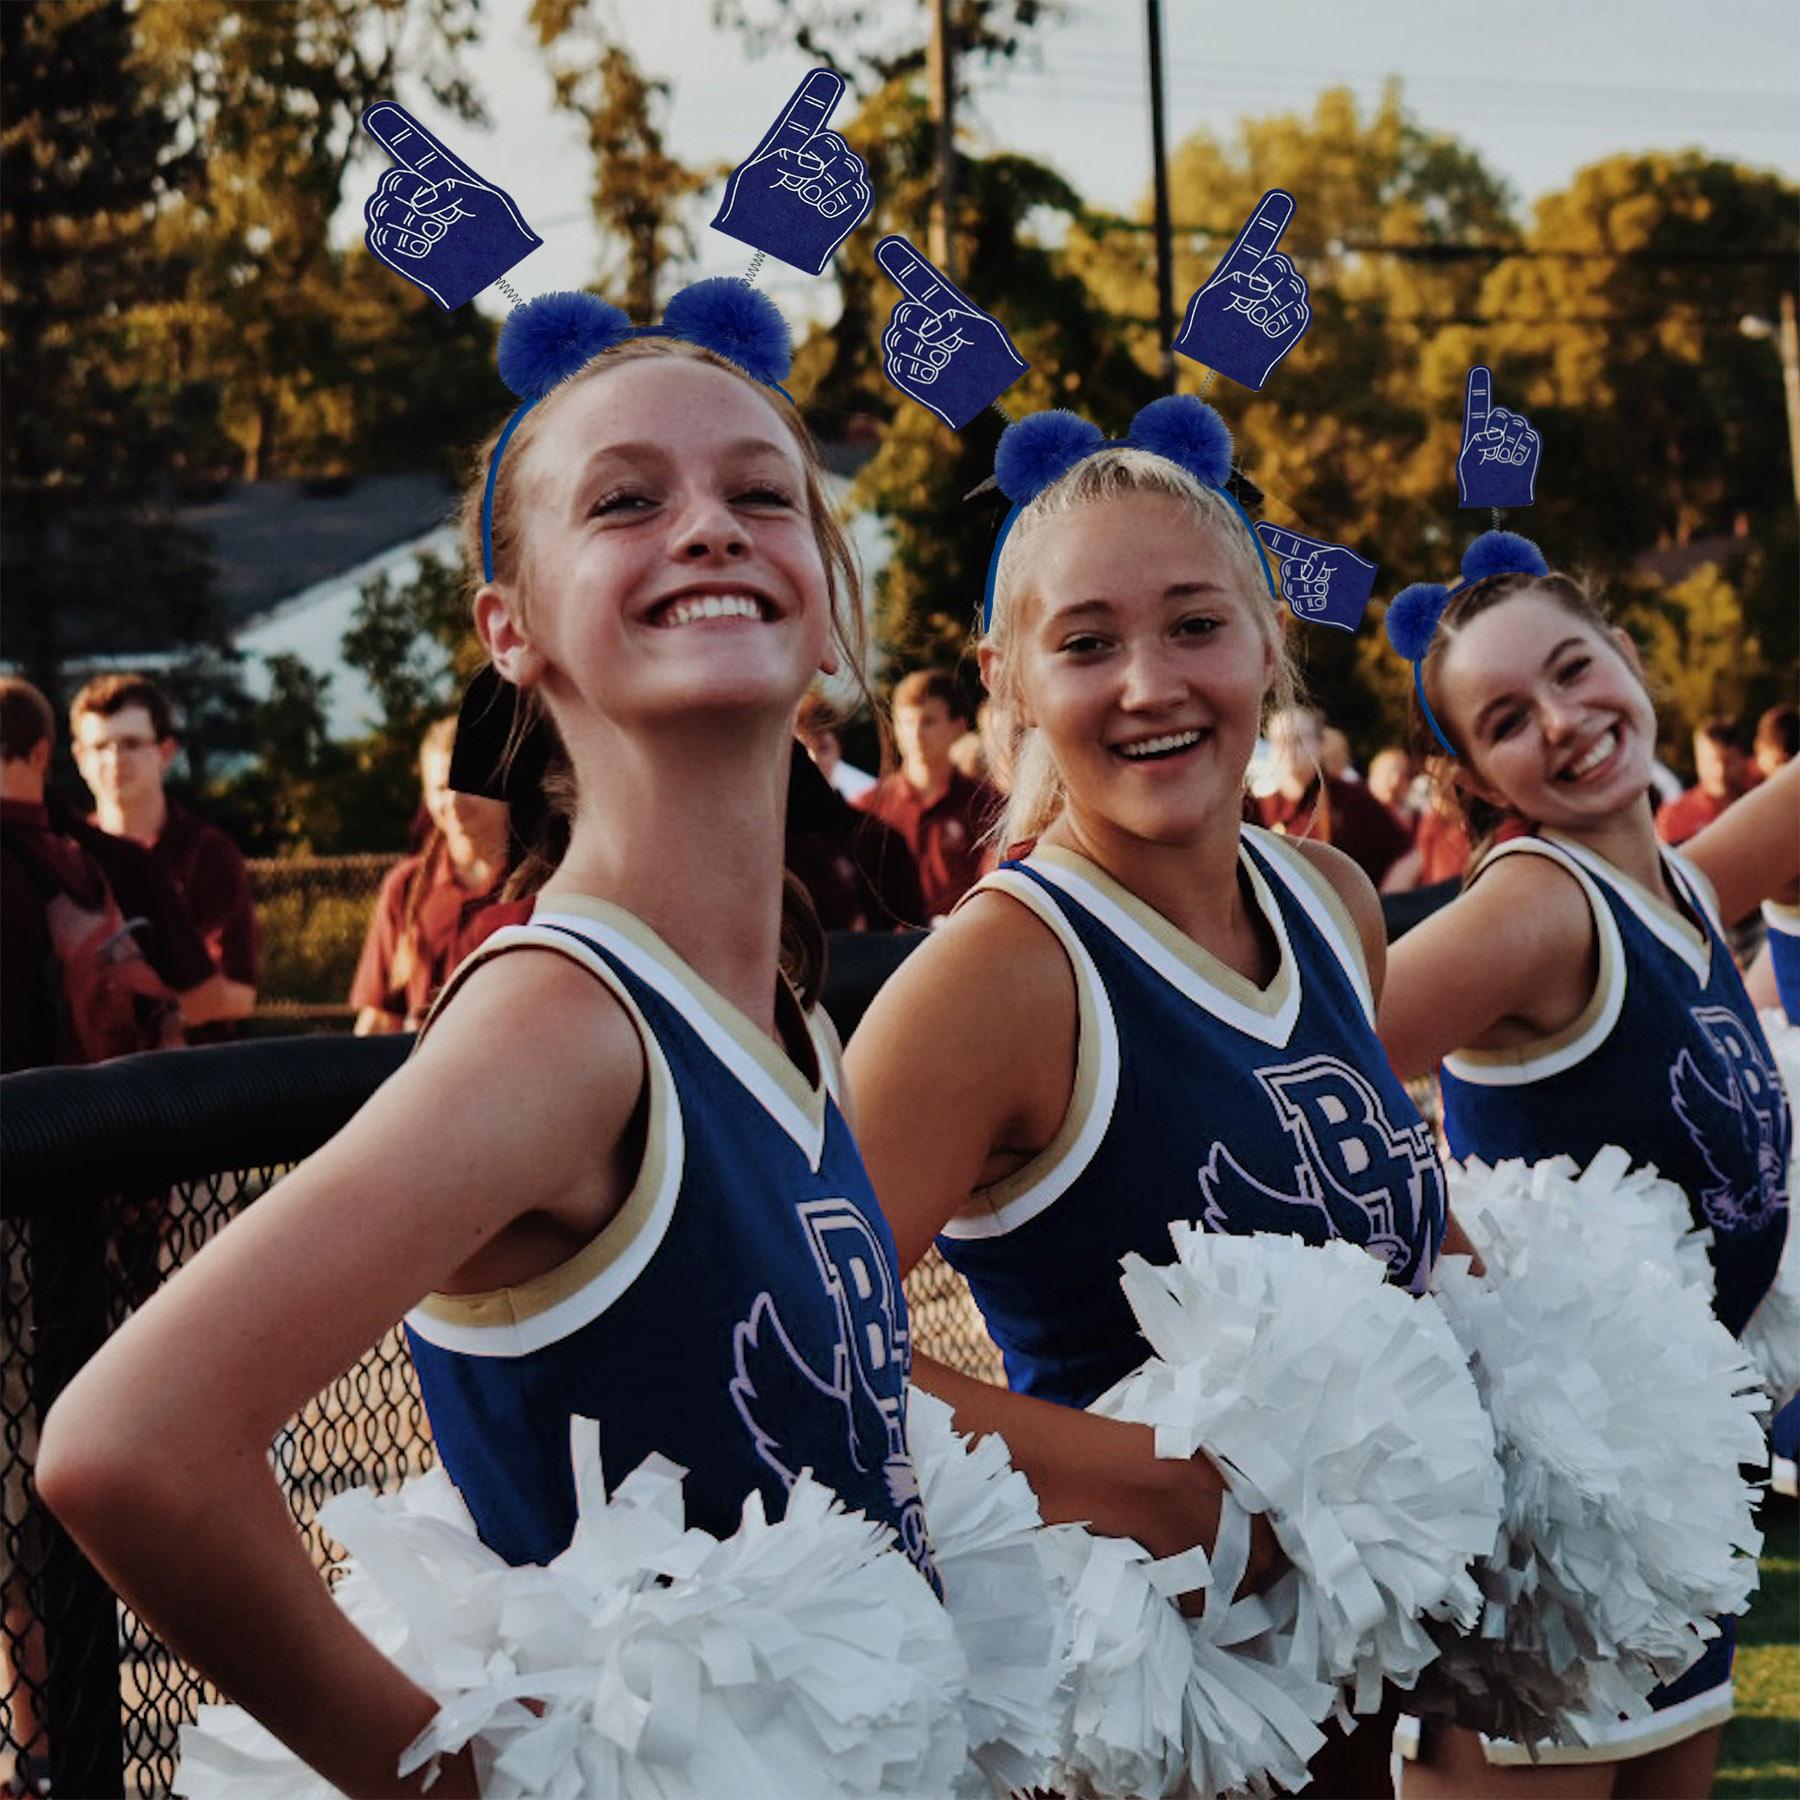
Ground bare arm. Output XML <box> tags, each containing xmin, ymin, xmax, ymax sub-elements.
<box><xmin>177</xmin><ymin>971</ymin><xmax>257</xmax><ymax>1028</ymax></box>
<box><xmin>848</xmin><ymin>896</ymin><xmax>1278</xmax><ymax>1591</ymax></box>
<box><xmin>1682</xmin><ymin>758</ymin><xmax>1800</xmax><ymax>924</ymax></box>
<box><xmin>1378</xmin><ymin>852</ymin><xmax>1596</xmax><ymax>1082</ymax></box>
<box><xmin>36</xmin><ymin>948</ymin><xmax>645</xmax><ymax>1797</ymax></box>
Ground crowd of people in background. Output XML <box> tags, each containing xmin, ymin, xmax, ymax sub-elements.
<box><xmin>1</xmin><ymin>673</ymin><xmax>261</xmax><ymax>1074</ymax></box>
<box><xmin>2</xmin><ymin>667</ymin><xmax>1793</xmax><ymax>1072</ymax></box>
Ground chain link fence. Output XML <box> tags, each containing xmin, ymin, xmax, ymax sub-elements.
<box><xmin>247</xmin><ymin>853</ymin><xmax>400</xmax><ymax>1032</ymax></box>
<box><xmin>0</xmin><ymin>1027</ymin><xmax>1001</xmax><ymax>1798</ymax></box>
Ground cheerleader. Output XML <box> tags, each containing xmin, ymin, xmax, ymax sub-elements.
<box><xmin>1378</xmin><ymin>540</ymin><xmax>1797</xmax><ymax>1798</ymax></box>
<box><xmin>846</xmin><ymin>417</ymin><xmax>1460</xmax><ymax>1796</ymax></box>
<box><xmin>36</xmin><ymin>303</ymin><xmax>945</xmax><ymax>1794</ymax></box>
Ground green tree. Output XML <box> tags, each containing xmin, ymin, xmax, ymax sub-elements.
<box><xmin>530</xmin><ymin>3</ymin><xmax>716</xmax><ymax>319</ymax></box>
<box><xmin>0</xmin><ymin>0</ymin><xmax>225</xmax><ymax>688</ymax></box>
<box><xmin>1068</xmin><ymin>84</ymin><xmax>1519</xmax><ymax>750</ymax></box>
<box><xmin>127</xmin><ymin>0</ymin><xmax>496</xmax><ymax>481</ymax></box>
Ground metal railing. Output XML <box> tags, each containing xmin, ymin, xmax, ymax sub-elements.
<box><xmin>0</xmin><ymin>942</ymin><xmax>1002</xmax><ymax>1796</ymax></box>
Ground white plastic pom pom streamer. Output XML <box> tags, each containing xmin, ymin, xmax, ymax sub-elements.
<box><xmin>902</xmin><ymin>1387</ymin><xmax>1068</xmax><ymax>1797</ymax></box>
<box><xmin>1744</xmin><ymin>1012</ymin><xmax>1800</xmax><ymax>1410</ymax></box>
<box><xmin>1419</xmin><ymin>1153</ymin><xmax>1767</xmax><ymax>1748</ymax></box>
<box><xmin>178</xmin><ymin>1443</ymin><xmax>969</xmax><ymax>1799</ymax></box>
<box><xmin>1087</xmin><ymin>1229</ymin><xmax>1502</xmax><ymax>1774</ymax></box>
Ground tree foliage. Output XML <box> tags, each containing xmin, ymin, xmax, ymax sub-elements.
<box><xmin>531</xmin><ymin>0</ymin><xmax>717</xmax><ymax>319</ymax></box>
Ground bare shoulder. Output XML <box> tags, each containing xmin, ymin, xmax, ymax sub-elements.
<box><xmin>1456</xmin><ymin>845</ymin><xmax>1593</xmax><ymax>950</ymax></box>
<box><xmin>1379</xmin><ymin>841</ymin><xmax>1596</xmax><ymax>1077</ymax></box>
<box><xmin>373</xmin><ymin>941</ymin><xmax>647</xmax><ymax>1207</ymax></box>
<box><xmin>849</xmin><ymin>883</ymin><xmax>1074</xmax><ymax>1071</ymax></box>
<box><xmin>846</xmin><ymin>884</ymin><xmax>1078</xmax><ymax>1265</ymax></box>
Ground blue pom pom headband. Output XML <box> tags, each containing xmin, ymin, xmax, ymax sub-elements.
<box><xmin>1385</xmin><ymin>530</ymin><xmax>1550</xmax><ymax>756</ymax></box>
<box><xmin>480</xmin><ymin>277</ymin><xmax>797</xmax><ymax>582</ymax></box>
<box><xmin>979</xmin><ymin>395</ymin><xmax>1277</xmax><ymax>633</ymax></box>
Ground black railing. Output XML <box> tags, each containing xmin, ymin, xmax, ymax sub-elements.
<box><xmin>0</xmin><ymin>933</ymin><xmax>1005</xmax><ymax>1797</ymax></box>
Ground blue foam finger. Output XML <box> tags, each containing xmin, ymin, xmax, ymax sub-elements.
<box><xmin>359</xmin><ymin>101</ymin><xmax>542</xmax><ymax>312</ymax></box>
<box><xmin>1456</xmin><ymin>365</ymin><xmax>1540</xmax><ymax>508</ymax></box>
<box><xmin>1253</xmin><ymin>523</ymin><xmax>1377</xmax><ymax>633</ymax></box>
<box><xmin>711</xmin><ymin>69</ymin><xmax>873</xmax><ymax>276</ymax></box>
<box><xmin>1171</xmin><ymin>189</ymin><xmax>1311</xmax><ymax>390</ymax></box>
<box><xmin>874</xmin><ymin>235</ymin><xmax>1029</xmax><ymax>429</ymax></box>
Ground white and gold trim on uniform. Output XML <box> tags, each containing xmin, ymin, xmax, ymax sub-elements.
<box><xmin>1762</xmin><ymin>896</ymin><xmax>1800</xmax><ymax>942</ymax></box>
<box><xmin>403</xmin><ymin>899</ymin><xmax>833</xmax><ymax>1356</ymax></box>
<box><xmin>1442</xmin><ymin>837</ymin><xmax>1629</xmax><ymax>1088</ymax></box>
<box><xmin>535</xmin><ymin>897</ymin><xmax>830</xmax><ymax>1170</ymax></box>
<box><xmin>1394</xmin><ymin>1677</ymin><xmax>1736</xmax><ymax>1771</ymax></box>
<box><xmin>1246</xmin><ymin>825</ymin><xmax>1376</xmax><ymax>1025</ymax></box>
<box><xmin>939</xmin><ymin>865</ymin><xmax>1121</xmax><ymax>1241</ymax></box>
<box><xmin>1024</xmin><ymin>842</ymin><xmax>1304</xmax><ymax>1045</ymax></box>
<box><xmin>1444</xmin><ymin>833</ymin><xmax>1720</xmax><ymax>1088</ymax></box>
<box><xmin>403</xmin><ymin>920</ymin><xmax>685</xmax><ymax>1357</ymax></box>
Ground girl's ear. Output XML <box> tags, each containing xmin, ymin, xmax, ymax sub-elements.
<box><xmin>977</xmin><ymin>643</ymin><xmax>1033</xmax><ymax>729</ymax></box>
<box><xmin>476</xmin><ymin>584</ymin><xmax>545</xmax><ymax>689</ymax></box>
<box><xmin>1609</xmin><ymin>624</ymin><xmax>1648</xmax><ymax>681</ymax></box>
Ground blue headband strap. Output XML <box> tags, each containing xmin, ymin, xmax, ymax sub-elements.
<box><xmin>1413</xmin><ymin>657</ymin><xmax>1458</xmax><ymax>757</ymax></box>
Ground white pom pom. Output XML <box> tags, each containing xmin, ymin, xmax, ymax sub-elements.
<box><xmin>1745</xmin><ymin>1013</ymin><xmax>1800</xmax><ymax>1409</ymax></box>
<box><xmin>904</xmin><ymin>1388</ymin><xmax>1067</xmax><ymax>1797</ymax></box>
<box><xmin>1422</xmin><ymin>1154</ymin><xmax>1768</xmax><ymax>1747</ymax></box>
<box><xmin>179</xmin><ymin>1454</ymin><xmax>970</xmax><ymax>1798</ymax></box>
<box><xmin>1091</xmin><ymin>1230</ymin><xmax>1502</xmax><ymax>1754</ymax></box>
<box><xmin>1036</xmin><ymin>1511</ymin><xmax>1332</xmax><ymax>1800</ymax></box>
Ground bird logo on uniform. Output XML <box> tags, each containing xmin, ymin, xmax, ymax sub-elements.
<box><xmin>1671</xmin><ymin>1007</ymin><xmax>1789</xmax><ymax>1232</ymax></box>
<box><xmin>1196</xmin><ymin>1054</ymin><xmax>1445</xmax><ymax>1292</ymax></box>
<box><xmin>728</xmin><ymin>1199</ymin><xmax>936</xmax><ymax>1583</ymax></box>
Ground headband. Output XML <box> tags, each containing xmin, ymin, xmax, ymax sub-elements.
<box><xmin>979</xmin><ymin>396</ymin><xmax>1278</xmax><ymax>633</ymax></box>
<box><xmin>1385</xmin><ymin>530</ymin><xmax>1550</xmax><ymax>757</ymax></box>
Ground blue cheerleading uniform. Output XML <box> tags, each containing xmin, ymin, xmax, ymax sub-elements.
<box><xmin>1760</xmin><ymin>900</ymin><xmax>1799</xmax><ymax>1498</ymax></box>
<box><xmin>1765</xmin><ymin>899</ymin><xmax>1800</xmax><ymax>1026</ymax></box>
<box><xmin>1439</xmin><ymin>834</ymin><xmax>1789</xmax><ymax>1339</ymax></box>
<box><xmin>934</xmin><ymin>831</ymin><xmax>1448</xmax><ymax>1410</ymax></box>
<box><xmin>401</xmin><ymin>899</ymin><xmax>935</xmax><ymax>1586</ymax></box>
<box><xmin>1437</xmin><ymin>832</ymin><xmax>1791</xmax><ymax>1759</ymax></box>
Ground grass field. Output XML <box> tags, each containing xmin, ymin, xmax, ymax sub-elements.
<box><xmin>1718</xmin><ymin>1491</ymin><xmax>1800</xmax><ymax>1798</ymax></box>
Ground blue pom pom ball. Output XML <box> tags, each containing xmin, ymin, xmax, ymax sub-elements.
<box><xmin>661</xmin><ymin>278</ymin><xmax>792</xmax><ymax>386</ymax></box>
<box><xmin>994</xmin><ymin>411</ymin><xmax>1107</xmax><ymax>504</ymax></box>
<box><xmin>1461</xmin><ymin>530</ymin><xmax>1548</xmax><ymax>585</ymax></box>
<box><xmin>497</xmin><ymin>291</ymin><xmax>632</xmax><ymax>400</ymax></box>
<box><xmin>1386</xmin><ymin>583</ymin><xmax>1452</xmax><ymax>662</ymax></box>
<box><xmin>1125</xmin><ymin>395</ymin><xmax>1233</xmax><ymax>487</ymax></box>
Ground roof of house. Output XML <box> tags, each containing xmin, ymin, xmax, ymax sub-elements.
<box><xmin>178</xmin><ymin>472</ymin><xmax>462</xmax><ymax>630</ymax></box>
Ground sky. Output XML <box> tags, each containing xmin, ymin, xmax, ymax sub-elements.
<box><xmin>346</xmin><ymin>0</ymin><xmax>1800</xmax><ymax>321</ymax></box>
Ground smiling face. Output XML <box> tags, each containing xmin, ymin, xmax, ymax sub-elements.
<box><xmin>1433</xmin><ymin>588</ymin><xmax>1658</xmax><ymax>831</ymax></box>
<box><xmin>998</xmin><ymin>492</ymin><xmax>1276</xmax><ymax>846</ymax></box>
<box><xmin>477</xmin><ymin>356</ymin><xmax>835</xmax><ymax>733</ymax></box>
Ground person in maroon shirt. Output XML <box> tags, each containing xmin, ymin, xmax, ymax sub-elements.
<box><xmin>1655</xmin><ymin>715</ymin><xmax>1759</xmax><ymax>846</ymax></box>
<box><xmin>1255</xmin><ymin>704</ymin><xmax>1412</xmax><ymax>885</ymax></box>
<box><xmin>854</xmin><ymin>669</ymin><xmax>1003</xmax><ymax>920</ymax></box>
<box><xmin>68</xmin><ymin>673</ymin><xmax>261</xmax><ymax>1039</ymax></box>
<box><xmin>786</xmin><ymin>739</ymin><xmax>927</xmax><ymax>932</ymax></box>
<box><xmin>3</xmin><ymin>678</ymin><xmax>226</xmax><ymax>1073</ymax></box>
<box><xmin>350</xmin><ymin>718</ymin><xmax>519</xmax><ymax>1033</ymax></box>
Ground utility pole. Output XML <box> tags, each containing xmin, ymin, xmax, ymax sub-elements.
<box><xmin>927</xmin><ymin>0</ymin><xmax>956</xmax><ymax>274</ymax></box>
<box><xmin>1780</xmin><ymin>291</ymin><xmax>1800</xmax><ymax>514</ymax></box>
<box><xmin>1145</xmin><ymin>0</ymin><xmax>1175</xmax><ymax>389</ymax></box>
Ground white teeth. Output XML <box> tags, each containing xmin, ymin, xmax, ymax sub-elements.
<box><xmin>660</xmin><ymin>592</ymin><xmax>766</xmax><ymax>627</ymax></box>
<box><xmin>1565</xmin><ymin>728</ymin><xmax>1617</xmax><ymax>779</ymax></box>
<box><xmin>1116</xmin><ymin>729</ymin><xmax>1203</xmax><ymax>760</ymax></box>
